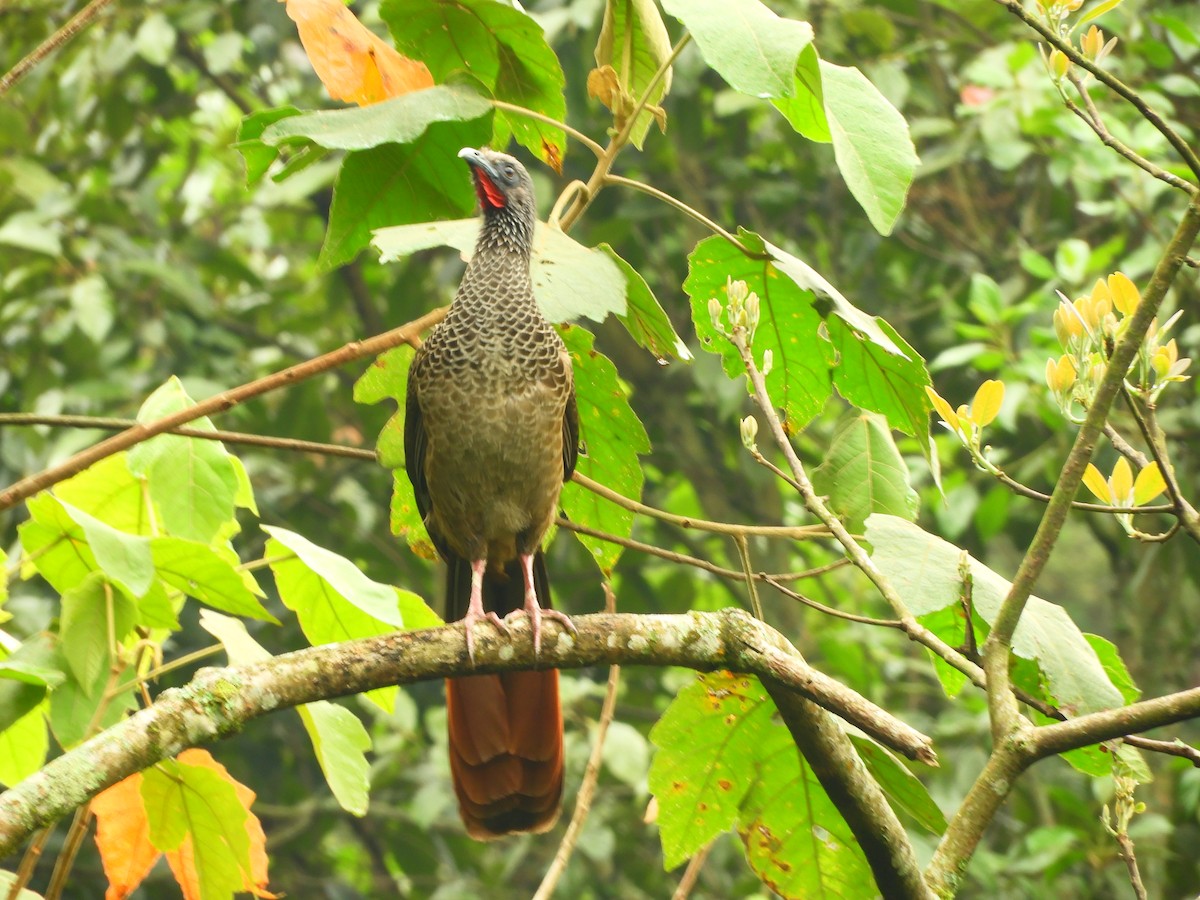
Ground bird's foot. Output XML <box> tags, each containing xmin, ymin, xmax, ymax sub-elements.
<box><xmin>506</xmin><ymin>598</ymin><xmax>576</xmax><ymax>656</ymax></box>
<box><xmin>463</xmin><ymin>609</ymin><xmax>508</xmax><ymax>664</ymax></box>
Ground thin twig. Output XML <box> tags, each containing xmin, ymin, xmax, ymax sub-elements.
<box><xmin>671</xmin><ymin>837</ymin><xmax>714</xmax><ymax>900</ymax></box>
<box><xmin>1115</xmin><ymin>832</ymin><xmax>1148</xmax><ymax>900</ymax></box>
<box><xmin>763</xmin><ymin>576</ymin><xmax>905</xmax><ymax>629</ymax></box>
<box><xmin>533</xmin><ymin>585</ymin><xmax>621</xmax><ymax>900</ymax></box>
<box><xmin>492</xmin><ymin>101</ymin><xmax>605</xmax><ymax>160</ymax></box>
<box><xmin>0</xmin><ymin>308</ymin><xmax>443</xmax><ymax>513</ymax></box>
<box><xmin>43</xmin><ymin>803</ymin><xmax>91</xmax><ymax>900</ymax></box>
<box><xmin>604</xmin><ymin>174</ymin><xmax>756</xmax><ymax>255</ymax></box>
<box><xmin>0</xmin><ymin>0</ymin><xmax>117</xmax><ymax>97</ymax></box>
<box><xmin>8</xmin><ymin>827</ymin><xmax>50</xmax><ymax>898</ymax></box>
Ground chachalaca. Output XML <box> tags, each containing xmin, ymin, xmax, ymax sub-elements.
<box><xmin>404</xmin><ymin>147</ymin><xmax>578</xmax><ymax>839</ymax></box>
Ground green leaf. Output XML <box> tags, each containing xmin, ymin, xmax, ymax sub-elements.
<box><xmin>772</xmin><ymin>45</ymin><xmax>829</xmax><ymax>141</ymax></box>
<box><xmin>298</xmin><ymin>702</ymin><xmax>373</xmax><ymax>817</ymax></box>
<box><xmin>849</xmin><ymin>735</ymin><xmax>946</xmax><ymax>835</ymax></box>
<box><xmin>263</xmin><ymin>528</ymin><xmax>408</xmax><ymax>711</ymax></box>
<box><xmin>152</xmin><ymin>537</ymin><xmax>276</xmax><ymax>622</ymax></box>
<box><xmin>351</xmin><ymin>348</ymin><xmax>434</xmax><ymax>559</ymax></box>
<box><xmin>142</xmin><ymin>759</ymin><xmax>253</xmax><ymax>896</ymax></box>
<box><xmin>1084</xmin><ymin>633</ymin><xmax>1141</xmax><ymax>704</ymax></box>
<box><xmin>1078</xmin><ymin>0</ymin><xmax>1127</xmax><ymax>28</ymax></box>
<box><xmin>558</xmin><ymin>325</ymin><xmax>650</xmax><ymax>575</ymax></box>
<box><xmin>0</xmin><ymin>636</ymin><xmax>60</xmax><ymax>734</ymax></box>
<box><xmin>373</xmin><ymin>219</ymin><xmax>627</xmax><ymax>323</ymax></box>
<box><xmin>55</xmin><ymin>454</ymin><xmax>152</xmax><ymax>536</ymax></box>
<box><xmin>599</xmin><ymin>244</ymin><xmax>690</xmax><ymax>361</ymax></box>
<box><xmin>594</xmin><ymin>0</ymin><xmax>674</xmax><ymax>149</ymax></box>
<box><xmin>260</xmin><ymin>86</ymin><xmax>492</xmax><ymax>151</ymax></box>
<box><xmin>18</xmin><ymin>493</ymin><xmax>100</xmax><ymax>595</ymax></box>
<box><xmin>198</xmin><ymin>610</ymin><xmax>375</xmax><ymax>816</ymax></box>
<box><xmin>126</xmin><ymin>378</ymin><xmax>240</xmax><ymax>545</ymax></box>
<box><xmin>685</xmin><ymin>231</ymin><xmax>832</xmax><ymax>431</ymax></box>
<box><xmin>649</xmin><ymin>672</ymin><xmax>770</xmax><ymax>868</ymax></box>
<box><xmin>820</xmin><ymin>61</ymin><xmax>918</xmax><ymax>235</ymax></box>
<box><xmin>233</xmin><ymin>106</ymin><xmax>302</xmax><ymax>184</ymax></box>
<box><xmin>318</xmin><ymin>118</ymin><xmax>491</xmax><ymax>271</ymax></box>
<box><xmin>58</xmin><ymin>500</ymin><xmax>154</xmax><ymax>598</ymax></box>
<box><xmin>49</xmin><ymin>652</ymin><xmax>136</xmax><ymax>749</ymax></box>
<box><xmin>60</xmin><ymin>572</ymin><xmax>137</xmax><ymax>687</ymax></box>
<box><xmin>866</xmin><ymin>515</ymin><xmax>1125</xmax><ymax>716</ymax></box>
<box><xmin>828</xmin><ymin>318</ymin><xmax>932</xmax><ymax>438</ymax></box>
<box><xmin>738</xmin><ymin>729</ymin><xmax>872</xmax><ymax>897</ymax></box>
<box><xmin>812</xmin><ymin>413</ymin><xmax>919</xmax><ymax>531</ymax></box>
<box><xmin>380</xmin><ymin>0</ymin><xmax>566</xmax><ymax>166</ymax></box>
<box><xmin>0</xmin><ymin>703</ymin><xmax>47</xmax><ymax>788</ymax></box>
<box><xmin>662</xmin><ymin>0</ymin><xmax>813</xmax><ymax>100</ymax></box>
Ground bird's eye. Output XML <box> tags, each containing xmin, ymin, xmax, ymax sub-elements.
<box><xmin>504</xmin><ymin>165</ymin><xmax>515</xmax><ymax>179</ymax></box>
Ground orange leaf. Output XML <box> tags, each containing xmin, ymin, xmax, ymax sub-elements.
<box><xmin>283</xmin><ymin>0</ymin><xmax>434</xmax><ymax>106</ymax></box>
<box><xmin>176</xmin><ymin>749</ymin><xmax>278</xmax><ymax>898</ymax></box>
<box><xmin>93</xmin><ymin>772</ymin><xmax>160</xmax><ymax>900</ymax></box>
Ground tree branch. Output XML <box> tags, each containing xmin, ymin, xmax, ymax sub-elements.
<box><xmin>0</xmin><ymin>609</ymin><xmax>936</xmax><ymax>859</ymax></box>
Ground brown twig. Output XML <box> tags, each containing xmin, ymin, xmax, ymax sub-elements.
<box><xmin>0</xmin><ymin>0</ymin><xmax>117</xmax><ymax>97</ymax></box>
<box><xmin>671</xmin><ymin>837</ymin><xmax>714</xmax><ymax>900</ymax></box>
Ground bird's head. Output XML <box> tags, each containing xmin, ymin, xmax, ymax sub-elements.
<box><xmin>458</xmin><ymin>147</ymin><xmax>536</xmax><ymax>251</ymax></box>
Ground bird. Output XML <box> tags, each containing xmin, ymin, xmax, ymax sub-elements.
<box><xmin>404</xmin><ymin>147</ymin><xmax>577</xmax><ymax>839</ymax></box>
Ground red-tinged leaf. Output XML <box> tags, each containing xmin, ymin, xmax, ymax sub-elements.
<box><xmin>93</xmin><ymin>772</ymin><xmax>158</xmax><ymax>900</ymax></box>
<box><xmin>283</xmin><ymin>0</ymin><xmax>434</xmax><ymax>106</ymax></box>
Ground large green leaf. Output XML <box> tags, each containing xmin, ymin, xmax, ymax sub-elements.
<box><xmin>259</xmin><ymin>85</ymin><xmax>492</xmax><ymax>151</ymax></box>
<box><xmin>380</xmin><ymin>0</ymin><xmax>566</xmax><ymax>166</ymax></box>
<box><xmin>820</xmin><ymin>61</ymin><xmax>918</xmax><ymax>235</ymax></box>
<box><xmin>811</xmin><ymin>413</ymin><xmax>919</xmax><ymax>532</ymax></box>
<box><xmin>0</xmin><ymin>703</ymin><xmax>47</xmax><ymax>788</ymax></box>
<box><xmin>263</xmin><ymin>527</ymin><xmax>410</xmax><ymax>711</ymax></box>
<box><xmin>685</xmin><ymin>232</ymin><xmax>832</xmax><ymax>432</ymax></box>
<box><xmin>828</xmin><ymin>318</ymin><xmax>931</xmax><ymax>439</ymax></box>
<box><xmin>318</xmin><ymin>118</ymin><xmax>491</xmax><ymax>271</ymax></box>
<box><xmin>373</xmin><ymin>219</ymin><xmax>627</xmax><ymax>323</ymax></box>
<box><xmin>661</xmin><ymin>0</ymin><xmax>813</xmax><ymax>100</ymax></box>
<box><xmin>849</xmin><ymin>734</ymin><xmax>947</xmax><ymax>835</ymax></box>
<box><xmin>866</xmin><ymin>515</ymin><xmax>1125</xmax><ymax>716</ymax></box>
<box><xmin>558</xmin><ymin>325</ymin><xmax>650</xmax><ymax>575</ymax></box>
<box><xmin>55</xmin><ymin>453</ymin><xmax>152</xmax><ymax>536</ymax></box>
<box><xmin>58</xmin><ymin>500</ymin><xmax>154</xmax><ymax>598</ymax></box>
<box><xmin>18</xmin><ymin>493</ymin><xmax>99</xmax><ymax>595</ymax></box>
<box><xmin>152</xmin><ymin>537</ymin><xmax>276</xmax><ymax>622</ymax></box>
<box><xmin>593</xmin><ymin>0</ymin><xmax>674</xmax><ymax>149</ymax></box>
<box><xmin>772</xmin><ymin>45</ymin><xmax>829</xmax><ymax>141</ymax></box>
<box><xmin>126</xmin><ymin>378</ymin><xmax>241</xmax><ymax>545</ymax></box>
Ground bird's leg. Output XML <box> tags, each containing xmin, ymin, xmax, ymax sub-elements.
<box><xmin>463</xmin><ymin>558</ymin><xmax>507</xmax><ymax>663</ymax></box>
<box><xmin>510</xmin><ymin>552</ymin><xmax>576</xmax><ymax>655</ymax></box>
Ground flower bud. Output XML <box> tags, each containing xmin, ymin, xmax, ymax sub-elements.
<box><xmin>740</xmin><ymin>415</ymin><xmax>759</xmax><ymax>449</ymax></box>
<box><xmin>761</xmin><ymin>348</ymin><xmax>773</xmax><ymax>376</ymax></box>
<box><xmin>708</xmin><ymin>296</ymin><xmax>724</xmax><ymax>330</ymax></box>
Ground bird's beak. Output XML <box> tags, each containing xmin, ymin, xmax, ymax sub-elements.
<box><xmin>458</xmin><ymin>147</ymin><xmax>499</xmax><ymax>181</ymax></box>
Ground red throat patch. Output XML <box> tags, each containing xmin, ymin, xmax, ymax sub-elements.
<box><xmin>473</xmin><ymin>171</ymin><xmax>507</xmax><ymax>209</ymax></box>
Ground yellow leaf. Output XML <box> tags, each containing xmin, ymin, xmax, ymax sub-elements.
<box><xmin>1082</xmin><ymin>463</ymin><xmax>1113</xmax><ymax>504</ymax></box>
<box><xmin>970</xmin><ymin>380</ymin><xmax>1004</xmax><ymax>427</ymax></box>
<box><xmin>925</xmin><ymin>387</ymin><xmax>958</xmax><ymax>431</ymax></box>
<box><xmin>1110</xmin><ymin>457</ymin><xmax>1133</xmax><ymax>503</ymax></box>
<box><xmin>1108</xmin><ymin>271</ymin><xmax>1140</xmax><ymax>316</ymax></box>
<box><xmin>1133</xmin><ymin>462</ymin><xmax>1167</xmax><ymax>505</ymax></box>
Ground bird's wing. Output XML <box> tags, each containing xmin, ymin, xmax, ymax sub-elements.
<box><xmin>562</xmin><ymin>385</ymin><xmax>579</xmax><ymax>481</ymax></box>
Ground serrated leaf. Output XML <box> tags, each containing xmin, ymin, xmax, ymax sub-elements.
<box><xmin>59</xmin><ymin>500</ymin><xmax>154</xmax><ymax>598</ymax></box>
<box><xmin>686</xmin><ymin>232</ymin><xmax>832</xmax><ymax>431</ymax></box>
<box><xmin>820</xmin><ymin>61</ymin><xmax>918</xmax><ymax>235</ymax></box>
<box><xmin>558</xmin><ymin>325</ymin><xmax>650</xmax><ymax>575</ymax></box>
<box><xmin>56</xmin><ymin>454</ymin><xmax>152</xmax><ymax>536</ymax></box>
<box><xmin>127</xmin><ymin>378</ymin><xmax>240</xmax><ymax>545</ymax></box>
<box><xmin>373</xmin><ymin>219</ymin><xmax>627</xmax><ymax>323</ymax></box>
<box><xmin>380</xmin><ymin>0</ymin><xmax>566</xmax><ymax>167</ymax></box>
<box><xmin>648</xmin><ymin>672</ymin><xmax>772</xmax><ymax>868</ymax></box>
<box><xmin>318</xmin><ymin>118</ymin><xmax>491</xmax><ymax>271</ymax></box>
<box><xmin>661</xmin><ymin>0</ymin><xmax>813</xmax><ymax>99</ymax></box>
<box><xmin>152</xmin><ymin>537</ymin><xmax>275</xmax><ymax>623</ymax></box>
<box><xmin>263</xmin><ymin>528</ymin><xmax>406</xmax><ymax>711</ymax></box>
<box><xmin>594</xmin><ymin>0</ymin><xmax>674</xmax><ymax>148</ymax></box>
<box><xmin>812</xmin><ymin>413</ymin><xmax>918</xmax><ymax>531</ymax></box>
<box><xmin>60</xmin><ymin>572</ymin><xmax>137</xmax><ymax>687</ymax></box>
<box><xmin>599</xmin><ymin>243</ymin><xmax>690</xmax><ymax>361</ymax></box>
<box><xmin>849</xmin><ymin>735</ymin><xmax>946</xmax><ymax>835</ymax></box>
<box><xmin>867</xmin><ymin>515</ymin><xmax>1124</xmax><ymax>716</ymax></box>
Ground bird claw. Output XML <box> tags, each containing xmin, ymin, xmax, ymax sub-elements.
<box><xmin>463</xmin><ymin>610</ymin><xmax>509</xmax><ymax>664</ymax></box>
<box><xmin>507</xmin><ymin>605</ymin><xmax>575</xmax><ymax>656</ymax></box>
